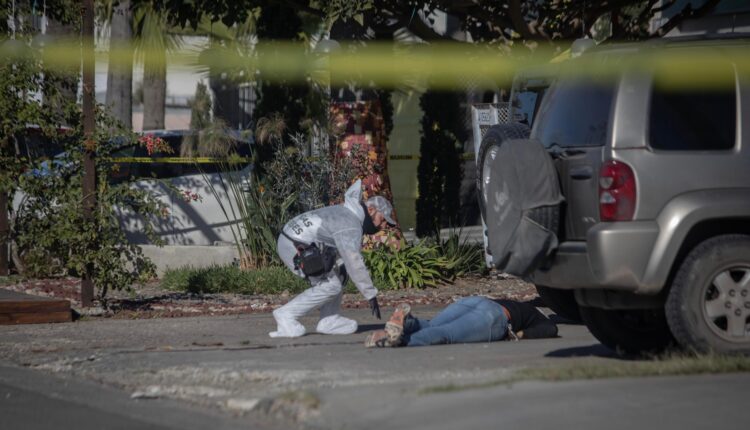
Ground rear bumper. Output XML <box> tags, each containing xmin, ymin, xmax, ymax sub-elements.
<box><xmin>530</xmin><ymin>221</ymin><xmax>660</xmax><ymax>293</ymax></box>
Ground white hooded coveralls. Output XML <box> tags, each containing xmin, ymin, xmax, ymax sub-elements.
<box><xmin>269</xmin><ymin>180</ymin><xmax>379</xmax><ymax>338</ymax></box>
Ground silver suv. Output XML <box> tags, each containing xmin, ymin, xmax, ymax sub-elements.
<box><xmin>480</xmin><ymin>36</ymin><xmax>750</xmax><ymax>354</ymax></box>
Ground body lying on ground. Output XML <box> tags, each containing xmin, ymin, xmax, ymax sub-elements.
<box><xmin>365</xmin><ymin>296</ymin><xmax>558</xmax><ymax>347</ymax></box>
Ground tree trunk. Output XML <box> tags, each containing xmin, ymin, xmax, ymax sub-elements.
<box><xmin>0</xmin><ymin>193</ymin><xmax>8</xmax><ymax>276</ymax></box>
<box><xmin>142</xmin><ymin>48</ymin><xmax>166</xmax><ymax>130</ymax></box>
<box><xmin>106</xmin><ymin>0</ymin><xmax>133</xmax><ymax>129</ymax></box>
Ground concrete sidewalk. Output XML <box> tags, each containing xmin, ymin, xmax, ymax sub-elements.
<box><xmin>1</xmin><ymin>306</ymin><xmax>747</xmax><ymax>429</ymax></box>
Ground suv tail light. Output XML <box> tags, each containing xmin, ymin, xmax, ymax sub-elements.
<box><xmin>599</xmin><ymin>160</ymin><xmax>636</xmax><ymax>221</ymax></box>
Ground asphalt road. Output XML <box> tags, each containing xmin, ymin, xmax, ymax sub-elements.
<box><xmin>1</xmin><ymin>306</ymin><xmax>748</xmax><ymax>429</ymax></box>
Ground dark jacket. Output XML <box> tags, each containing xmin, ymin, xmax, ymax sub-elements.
<box><xmin>494</xmin><ymin>299</ymin><xmax>558</xmax><ymax>339</ymax></box>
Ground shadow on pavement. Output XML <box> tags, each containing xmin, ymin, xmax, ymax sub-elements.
<box><xmin>356</xmin><ymin>323</ymin><xmax>385</xmax><ymax>333</ymax></box>
<box><xmin>545</xmin><ymin>343</ymin><xmax>619</xmax><ymax>358</ymax></box>
<box><xmin>549</xmin><ymin>314</ymin><xmax>584</xmax><ymax>325</ymax></box>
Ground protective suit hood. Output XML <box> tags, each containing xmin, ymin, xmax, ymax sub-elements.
<box><xmin>343</xmin><ymin>179</ymin><xmax>365</xmax><ymax>223</ymax></box>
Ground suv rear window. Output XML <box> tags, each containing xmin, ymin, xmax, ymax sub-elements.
<box><xmin>648</xmin><ymin>67</ymin><xmax>736</xmax><ymax>151</ymax></box>
<box><xmin>531</xmin><ymin>80</ymin><xmax>615</xmax><ymax>148</ymax></box>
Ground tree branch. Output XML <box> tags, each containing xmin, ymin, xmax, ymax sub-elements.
<box><xmin>448</xmin><ymin>3</ymin><xmax>518</xmax><ymax>42</ymax></box>
<box><xmin>652</xmin><ymin>0</ymin><xmax>721</xmax><ymax>37</ymax></box>
<box><xmin>399</xmin><ymin>10</ymin><xmax>453</xmax><ymax>41</ymax></box>
<box><xmin>508</xmin><ymin>0</ymin><xmax>535</xmax><ymax>39</ymax></box>
<box><xmin>278</xmin><ymin>0</ymin><xmax>325</xmax><ymax>18</ymax></box>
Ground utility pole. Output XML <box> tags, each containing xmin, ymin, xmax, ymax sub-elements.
<box><xmin>0</xmin><ymin>193</ymin><xmax>7</xmax><ymax>276</ymax></box>
<box><xmin>81</xmin><ymin>0</ymin><xmax>96</xmax><ymax>307</ymax></box>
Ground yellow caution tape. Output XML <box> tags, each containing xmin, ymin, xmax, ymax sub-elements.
<box><xmin>1</xmin><ymin>40</ymin><xmax>747</xmax><ymax>90</ymax></box>
<box><xmin>108</xmin><ymin>154</ymin><xmax>478</xmax><ymax>163</ymax></box>
<box><xmin>109</xmin><ymin>154</ymin><xmax>475</xmax><ymax>163</ymax></box>
<box><xmin>108</xmin><ymin>157</ymin><xmax>252</xmax><ymax>163</ymax></box>
<box><xmin>389</xmin><ymin>153</ymin><xmax>475</xmax><ymax>161</ymax></box>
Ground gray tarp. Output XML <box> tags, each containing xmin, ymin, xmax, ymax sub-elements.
<box><xmin>482</xmin><ymin>138</ymin><xmax>564</xmax><ymax>277</ymax></box>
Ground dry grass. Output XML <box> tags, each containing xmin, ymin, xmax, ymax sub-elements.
<box><xmin>421</xmin><ymin>351</ymin><xmax>750</xmax><ymax>394</ymax></box>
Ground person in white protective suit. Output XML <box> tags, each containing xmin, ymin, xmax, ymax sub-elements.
<box><xmin>269</xmin><ymin>179</ymin><xmax>396</xmax><ymax>338</ymax></box>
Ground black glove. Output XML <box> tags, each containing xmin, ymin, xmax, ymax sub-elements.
<box><xmin>369</xmin><ymin>297</ymin><xmax>381</xmax><ymax>320</ymax></box>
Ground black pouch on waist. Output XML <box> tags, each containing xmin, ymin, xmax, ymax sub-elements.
<box><xmin>283</xmin><ymin>231</ymin><xmax>334</xmax><ymax>277</ymax></box>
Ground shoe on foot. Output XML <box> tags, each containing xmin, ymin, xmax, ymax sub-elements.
<box><xmin>364</xmin><ymin>329</ymin><xmax>393</xmax><ymax>348</ymax></box>
<box><xmin>385</xmin><ymin>303</ymin><xmax>411</xmax><ymax>345</ymax></box>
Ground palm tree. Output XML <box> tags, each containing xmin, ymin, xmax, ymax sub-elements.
<box><xmin>134</xmin><ymin>4</ymin><xmax>179</xmax><ymax>131</ymax></box>
<box><xmin>104</xmin><ymin>0</ymin><xmax>133</xmax><ymax>129</ymax></box>
<box><xmin>99</xmin><ymin>0</ymin><xmax>180</xmax><ymax>131</ymax></box>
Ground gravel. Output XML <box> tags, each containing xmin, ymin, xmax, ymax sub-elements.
<box><xmin>1</xmin><ymin>272</ymin><xmax>539</xmax><ymax>319</ymax></box>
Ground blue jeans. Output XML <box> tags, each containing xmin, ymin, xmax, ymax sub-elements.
<box><xmin>404</xmin><ymin>296</ymin><xmax>508</xmax><ymax>347</ymax></box>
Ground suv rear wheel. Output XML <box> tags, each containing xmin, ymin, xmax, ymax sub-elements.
<box><xmin>580</xmin><ymin>306</ymin><xmax>675</xmax><ymax>355</ymax></box>
<box><xmin>666</xmin><ymin>234</ymin><xmax>750</xmax><ymax>354</ymax></box>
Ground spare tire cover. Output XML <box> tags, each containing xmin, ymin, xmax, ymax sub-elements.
<box><xmin>476</xmin><ymin>123</ymin><xmax>530</xmax><ymax>221</ymax></box>
<box><xmin>481</xmin><ymin>138</ymin><xmax>563</xmax><ymax>277</ymax></box>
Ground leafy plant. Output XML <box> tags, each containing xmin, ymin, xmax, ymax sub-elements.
<box><xmin>10</xmin><ymin>112</ymin><xmax>168</xmax><ymax>297</ymax></box>
<box><xmin>363</xmin><ymin>241</ymin><xmax>452</xmax><ymax>290</ymax></box>
<box><xmin>198</xmin><ymin>113</ymin><xmax>362</xmax><ymax>270</ymax></box>
<box><xmin>259</xmin><ymin>114</ymin><xmax>362</xmax><ymax>213</ymax></box>
<box><xmin>193</xmin><ymin>121</ymin><xmax>295</xmax><ymax>269</ymax></box>
<box><xmin>433</xmin><ymin>230</ymin><xmax>488</xmax><ymax>278</ymax></box>
<box><xmin>0</xmin><ymin>30</ymin><xmax>167</xmax><ymax>298</ymax></box>
<box><xmin>416</xmin><ymin>90</ymin><xmax>466</xmax><ymax>237</ymax></box>
<box><xmin>363</xmin><ymin>229</ymin><xmax>486</xmax><ymax>290</ymax></box>
<box><xmin>203</xmin><ymin>159</ymin><xmax>297</xmax><ymax>269</ymax></box>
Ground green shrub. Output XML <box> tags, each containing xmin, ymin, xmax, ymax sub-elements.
<box><xmin>416</xmin><ymin>90</ymin><xmax>466</xmax><ymax>237</ymax></box>
<box><xmin>362</xmin><ymin>232</ymin><xmax>487</xmax><ymax>290</ymax></box>
<box><xmin>433</xmin><ymin>232</ymin><xmax>488</xmax><ymax>278</ymax></box>
<box><xmin>160</xmin><ymin>265</ymin><xmax>309</xmax><ymax>295</ymax></box>
<box><xmin>363</xmin><ymin>241</ymin><xmax>452</xmax><ymax>290</ymax></box>
<box><xmin>1</xmin><ymin>32</ymin><xmax>164</xmax><ymax>297</ymax></box>
<box><xmin>9</xmin><ymin>117</ymin><xmax>166</xmax><ymax>297</ymax></box>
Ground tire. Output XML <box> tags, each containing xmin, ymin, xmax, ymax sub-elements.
<box><xmin>666</xmin><ymin>234</ymin><xmax>750</xmax><ymax>354</ymax></box>
<box><xmin>476</xmin><ymin>123</ymin><xmax>531</xmax><ymax>221</ymax></box>
<box><xmin>580</xmin><ymin>306</ymin><xmax>676</xmax><ymax>355</ymax></box>
<box><xmin>536</xmin><ymin>285</ymin><xmax>582</xmax><ymax>323</ymax></box>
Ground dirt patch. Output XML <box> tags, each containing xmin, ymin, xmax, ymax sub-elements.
<box><xmin>0</xmin><ymin>273</ymin><xmax>538</xmax><ymax>319</ymax></box>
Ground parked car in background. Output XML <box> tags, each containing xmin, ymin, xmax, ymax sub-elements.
<box><xmin>116</xmin><ymin>129</ymin><xmax>254</xmax><ymax>246</ymax></box>
<box><xmin>479</xmin><ymin>35</ymin><xmax>750</xmax><ymax>354</ymax></box>
<box><xmin>14</xmin><ymin>129</ymin><xmax>254</xmax><ymax>247</ymax></box>
<box><xmin>13</xmin><ymin>125</ymin><xmax>73</xmax><ymax>161</ymax></box>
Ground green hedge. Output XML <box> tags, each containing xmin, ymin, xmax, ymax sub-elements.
<box><xmin>161</xmin><ymin>265</ymin><xmax>309</xmax><ymax>295</ymax></box>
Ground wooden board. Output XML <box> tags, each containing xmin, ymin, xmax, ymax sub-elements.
<box><xmin>0</xmin><ymin>289</ymin><xmax>72</xmax><ymax>325</ymax></box>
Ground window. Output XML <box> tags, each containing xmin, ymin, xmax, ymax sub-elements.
<box><xmin>532</xmin><ymin>80</ymin><xmax>615</xmax><ymax>148</ymax></box>
<box><xmin>649</xmin><ymin>67</ymin><xmax>736</xmax><ymax>151</ymax></box>
<box><xmin>19</xmin><ymin>129</ymin><xmax>69</xmax><ymax>160</ymax></box>
<box><xmin>514</xmin><ymin>90</ymin><xmax>539</xmax><ymax>125</ymax></box>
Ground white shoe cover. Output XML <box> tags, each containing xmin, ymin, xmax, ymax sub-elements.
<box><xmin>269</xmin><ymin>310</ymin><xmax>306</xmax><ymax>338</ymax></box>
<box><xmin>316</xmin><ymin>314</ymin><xmax>358</xmax><ymax>335</ymax></box>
